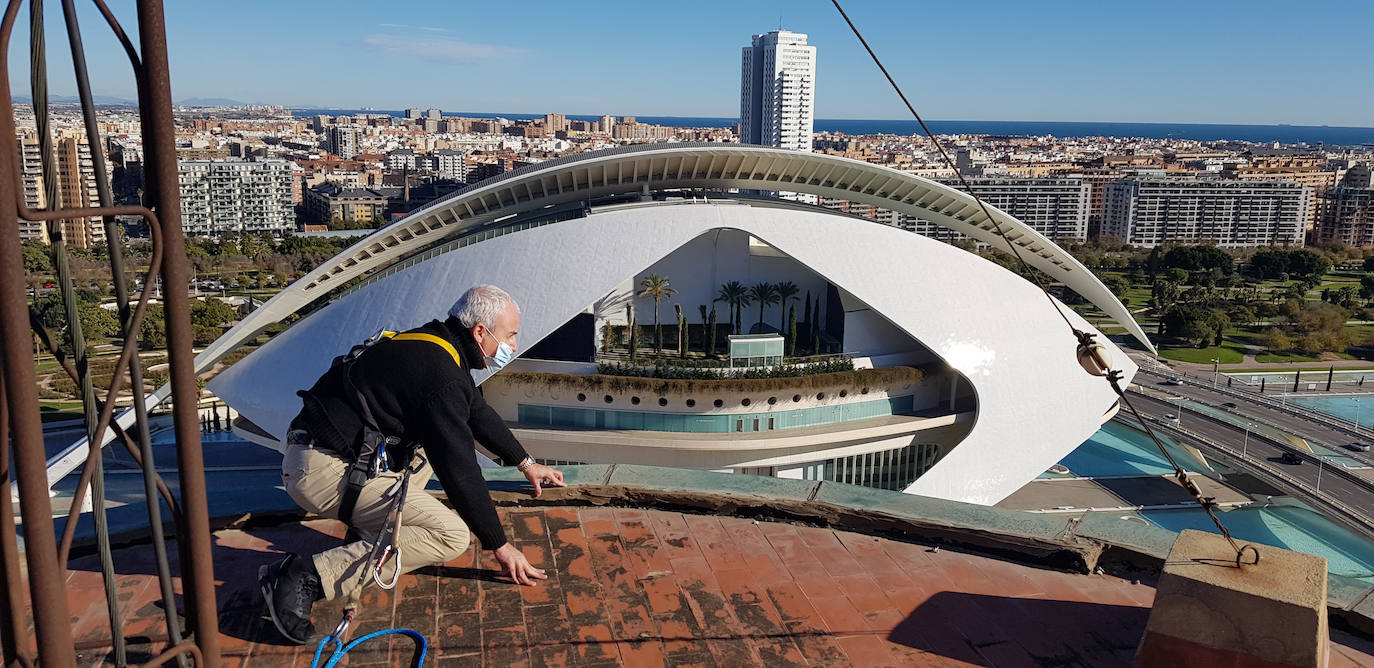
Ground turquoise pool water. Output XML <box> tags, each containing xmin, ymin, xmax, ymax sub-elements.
<box><xmin>1142</xmin><ymin>504</ymin><xmax>1374</xmax><ymax>584</ymax></box>
<box><xmin>1052</xmin><ymin>420</ymin><xmax>1374</xmax><ymax>584</ymax></box>
<box><xmin>1287</xmin><ymin>395</ymin><xmax>1374</xmax><ymax>431</ymax></box>
<box><xmin>1051</xmin><ymin>421</ymin><xmax>1203</xmax><ymax>478</ymax></box>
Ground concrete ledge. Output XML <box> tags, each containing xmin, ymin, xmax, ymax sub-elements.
<box><xmin>1138</xmin><ymin>529</ymin><xmax>1328</xmax><ymax>668</ymax></box>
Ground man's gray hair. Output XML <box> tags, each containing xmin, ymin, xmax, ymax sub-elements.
<box><xmin>449</xmin><ymin>285</ymin><xmax>518</xmax><ymax>328</ymax></box>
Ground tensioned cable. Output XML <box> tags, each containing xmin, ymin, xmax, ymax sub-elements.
<box><xmin>831</xmin><ymin>0</ymin><xmax>1255</xmax><ymax>565</ymax></box>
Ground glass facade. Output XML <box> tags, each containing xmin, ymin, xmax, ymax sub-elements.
<box><xmin>799</xmin><ymin>442</ymin><xmax>941</xmax><ymax>491</ymax></box>
<box><xmin>728</xmin><ymin>334</ymin><xmax>785</xmax><ymax>368</ymax></box>
<box><xmin>517</xmin><ymin>395</ymin><xmax>915</xmax><ymax>433</ymax></box>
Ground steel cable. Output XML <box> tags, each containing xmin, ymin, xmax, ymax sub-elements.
<box><xmin>831</xmin><ymin>0</ymin><xmax>1255</xmax><ymax>565</ymax></box>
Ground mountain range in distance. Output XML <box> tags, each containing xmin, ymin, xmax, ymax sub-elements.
<box><xmin>12</xmin><ymin>94</ymin><xmax>257</xmax><ymax>106</ymax></box>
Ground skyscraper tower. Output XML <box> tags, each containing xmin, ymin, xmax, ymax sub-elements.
<box><xmin>740</xmin><ymin>30</ymin><xmax>816</xmax><ymax>151</ymax></box>
<box><xmin>326</xmin><ymin>125</ymin><xmax>359</xmax><ymax>159</ymax></box>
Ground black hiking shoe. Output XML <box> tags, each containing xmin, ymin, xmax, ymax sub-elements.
<box><xmin>259</xmin><ymin>553</ymin><xmax>323</xmax><ymax>644</ymax></box>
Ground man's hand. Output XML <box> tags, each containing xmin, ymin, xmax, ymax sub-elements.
<box><xmin>521</xmin><ymin>462</ymin><xmax>566</xmax><ymax>498</ymax></box>
<box><xmin>493</xmin><ymin>543</ymin><xmax>548</xmax><ymax>586</ymax></box>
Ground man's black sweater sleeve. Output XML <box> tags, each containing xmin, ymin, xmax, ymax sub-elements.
<box><xmin>468</xmin><ymin>385</ymin><xmax>529</xmax><ymax>466</ymax></box>
<box><xmin>417</xmin><ymin>379</ymin><xmax>516</xmax><ymax>550</ymax></box>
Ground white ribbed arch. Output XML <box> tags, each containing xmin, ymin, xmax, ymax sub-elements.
<box><xmin>33</xmin><ymin>144</ymin><xmax>1151</xmax><ymax>492</ymax></box>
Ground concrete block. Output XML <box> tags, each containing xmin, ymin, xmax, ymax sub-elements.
<box><xmin>1137</xmin><ymin>529</ymin><xmax>1327</xmax><ymax>668</ymax></box>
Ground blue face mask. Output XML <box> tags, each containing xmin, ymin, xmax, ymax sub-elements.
<box><xmin>486</xmin><ymin>339</ymin><xmax>515</xmax><ymax>371</ymax></box>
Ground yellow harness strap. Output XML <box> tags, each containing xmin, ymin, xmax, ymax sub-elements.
<box><xmin>389</xmin><ymin>331</ymin><xmax>463</xmax><ymax>368</ymax></box>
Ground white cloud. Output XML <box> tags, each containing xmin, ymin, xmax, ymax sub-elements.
<box><xmin>378</xmin><ymin>23</ymin><xmax>452</xmax><ymax>33</ymax></box>
<box><xmin>362</xmin><ymin>34</ymin><xmax>527</xmax><ymax>63</ymax></box>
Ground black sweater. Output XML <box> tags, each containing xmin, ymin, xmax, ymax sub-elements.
<box><xmin>294</xmin><ymin>317</ymin><xmax>529</xmax><ymax>550</ymax></box>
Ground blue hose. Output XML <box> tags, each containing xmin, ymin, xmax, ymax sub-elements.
<box><xmin>312</xmin><ymin>628</ymin><xmax>428</xmax><ymax>668</ymax></box>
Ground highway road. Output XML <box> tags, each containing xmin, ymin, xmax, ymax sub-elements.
<box><xmin>1121</xmin><ymin>391</ymin><xmax>1374</xmax><ymax>534</ymax></box>
<box><xmin>1133</xmin><ymin>365</ymin><xmax>1374</xmax><ymax>467</ymax></box>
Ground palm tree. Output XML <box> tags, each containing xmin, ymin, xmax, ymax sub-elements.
<box><xmin>716</xmin><ymin>281</ymin><xmax>749</xmax><ymax>335</ymax></box>
<box><xmin>775</xmin><ymin>281</ymin><xmax>800</xmax><ymax>332</ymax></box>
<box><xmin>748</xmin><ymin>282</ymin><xmax>780</xmax><ymax>332</ymax></box>
<box><xmin>638</xmin><ymin>274</ymin><xmax>675</xmax><ymax>354</ymax></box>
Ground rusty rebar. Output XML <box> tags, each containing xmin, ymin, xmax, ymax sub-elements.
<box><xmin>135</xmin><ymin>1</ymin><xmax>220</xmax><ymax>661</ymax></box>
<box><xmin>29</xmin><ymin>1</ymin><xmax>127</xmax><ymax>660</ymax></box>
<box><xmin>0</xmin><ymin>373</ymin><xmax>38</xmax><ymax>667</ymax></box>
<box><xmin>0</xmin><ymin>4</ymin><xmax>77</xmax><ymax>665</ymax></box>
<box><xmin>62</xmin><ymin>0</ymin><xmax>185</xmax><ymax>657</ymax></box>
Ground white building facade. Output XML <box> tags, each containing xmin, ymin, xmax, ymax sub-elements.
<box><xmin>177</xmin><ymin>159</ymin><xmax>297</xmax><ymax>237</ymax></box>
<box><xmin>740</xmin><ymin>30</ymin><xmax>816</xmax><ymax>151</ymax></box>
<box><xmin>1103</xmin><ymin>177</ymin><xmax>1310</xmax><ymax>248</ymax></box>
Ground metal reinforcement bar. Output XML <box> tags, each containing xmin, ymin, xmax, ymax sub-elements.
<box><xmin>0</xmin><ymin>0</ymin><xmax>220</xmax><ymax>664</ymax></box>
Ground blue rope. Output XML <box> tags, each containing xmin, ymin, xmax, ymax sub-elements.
<box><xmin>311</xmin><ymin>628</ymin><xmax>428</xmax><ymax>668</ymax></box>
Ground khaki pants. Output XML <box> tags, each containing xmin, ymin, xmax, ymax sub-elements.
<box><xmin>281</xmin><ymin>442</ymin><xmax>471</xmax><ymax>601</ymax></box>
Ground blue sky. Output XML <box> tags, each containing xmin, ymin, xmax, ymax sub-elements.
<box><xmin>8</xmin><ymin>0</ymin><xmax>1372</xmax><ymax>126</ymax></box>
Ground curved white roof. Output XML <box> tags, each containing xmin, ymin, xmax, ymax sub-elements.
<box><xmin>42</xmin><ymin>144</ymin><xmax>1151</xmax><ymax>492</ymax></box>
<box><xmin>208</xmin><ymin>201</ymin><xmax>1136</xmax><ymax>506</ymax></box>
<box><xmin>240</xmin><ymin>143</ymin><xmax>1149</xmax><ymax>363</ymax></box>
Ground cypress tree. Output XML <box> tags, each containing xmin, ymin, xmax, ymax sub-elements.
<box><xmin>788</xmin><ymin>305</ymin><xmax>797</xmax><ymax>357</ymax></box>
<box><xmin>627</xmin><ymin>303</ymin><xmax>637</xmax><ymax>361</ymax></box>
<box><xmin>707</xmin><ymin>306</ymin><xmax>717</xmax><ymax>357</ymax></box>
<box><xmin>697</xmin><ymin>304</ymin><xmax>707</xmax><ymax>354</ymax></box>
<box><xmin>811</xmin><ymin>296</ymin><xmax>821</xmax><ymax>351</ymax></box>
<box><xmin>674</xmin><ymin>304</ymin><xmax>684</xmax><ymax>357</ymax></box>
<box><xmin>802</xmin><ymin>289</ymin><xmax>812</xmax><ymax>348</ymax></box>
<box><xmin>676</xmin><ymin>304</ymin><xmax>687</xmax><ymax>359</ymax></box>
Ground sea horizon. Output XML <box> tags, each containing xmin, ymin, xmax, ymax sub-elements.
<box><xmin>291</xmin><ymin>108</ymin><xmax>1374</xmax><ymax>145</ymax></box>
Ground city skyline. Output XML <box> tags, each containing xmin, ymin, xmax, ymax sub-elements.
<box><xmin>6</xmin><ymin>0</ymin><xmax>1373</xmax><ymax>127</ymax></box>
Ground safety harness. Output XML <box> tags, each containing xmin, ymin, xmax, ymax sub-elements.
<box><xmin>299</xmin><ymin>329</ymin><xmax>463</xmax><ymax>526</ymax></box>
<box><xmin>309</xmin><ymin>328</ymin><xmax>463</xmax><ymax>665</ymax></box>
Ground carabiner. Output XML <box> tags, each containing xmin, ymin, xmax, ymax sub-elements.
<box><xmin>331</xmin><ymin>608</ymin><xmax>354</xmax><ymax>641</ymax></box>
<box><xmin>373</xmin><ymin>545</ymin><xmax>402</xmax><ymax>589</ymax></box>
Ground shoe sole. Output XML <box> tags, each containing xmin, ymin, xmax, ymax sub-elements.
<box><xmin>259</xmin><ymin>562</ymin><xmax>312</xmax><ymax>645</ymax></box>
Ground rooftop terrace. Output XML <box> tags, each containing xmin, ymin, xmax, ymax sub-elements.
<box><xmin>38</xmin><ymin>466</ymin><xmax>1374</xmax><ymax>667</ymax></box>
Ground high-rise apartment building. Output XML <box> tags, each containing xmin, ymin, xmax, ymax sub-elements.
<box><xmin>326</xmin><ymin>125</ymin><xmax>359</xmax><ymax>159</ymax></box>
<box><xmin>1313</xmin><ymin>187</ymin><xmax>1374</xmax><ymax>248</ymax></box>
<box><xmin>433</xmin><ymin>149</ymin><xmax>467</xmax><ymax>181</ymax></box>
<box><xmin>15</xmin><ymin>130</ymin><xmax>106</xmax><ymax>248</ymax></box>
<box><xmin>544</xmin><ymin>113</ymin><xmax>568</xmax><ymax>133</ymax></box>
<box><xmin>404</xmin><ymin>108</ymin><xmax>422</xmax><ymax>119</ymax></box>
<box><xmin>740</xmin><ymin>30</ymin><xmax>816</xmax><ymax>151</ymax></box>
<box><xmin>1103</xmin><ymin>178</ymin><xmax>1310</xmax><ymax>248</ymax></box>
<box><xmin>946</xmin><ymin>177</ymin><xmax>1091</xmax><ymax>241</ymax></box>
<box><xmin>597</xmin><ymin>115</ymin><xmax>615</xmax><ymax>134</ymax></box>
<box><xmin>54</xmin><ymin>135</ymin><xmax>105</xmax><ymax>249</ymax></box>
<box><xmin>178</xmin><ymin>159</ymin><xmax>297</xmax><ymax>237</ymax></box>
<box><xmin>386</xmin><ymin>148</ymin><xmax>418</xmax><ymax>171</ymax></box>
<box><xmin>425</xmin><ymin>108</ymin><xmax>442</xmax><ymax>120</ymax></box>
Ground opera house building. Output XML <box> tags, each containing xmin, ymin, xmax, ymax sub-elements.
<box><xmin>205</xmin><ymin>143</ymin><xmax>1146</xmax><ymax>507</ymax></box>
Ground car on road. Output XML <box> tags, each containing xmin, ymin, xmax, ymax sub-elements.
<box><xmin>1160</xmin><ymin>379</ymin><xmax>1183</xmax><ymax>386</ymax></box>
<box><xmin>1349</xmin><ymin>443</ymin><xmax>1372</xmax><ymax>453</ymax></box>
<box><xmin>1280</xmin><ymin>452</ymin><xmax>1304</xmax><ymax>465</ymax></box>
<box><xmin>1222</xmin><ymin>402</ymin><xmax>1238</xmax><ymax>409</ymax></box>
<box><xmin>1164</xmin><ymin>413</ymin><xmax>1178</xmax><ymax>420</ymax></box>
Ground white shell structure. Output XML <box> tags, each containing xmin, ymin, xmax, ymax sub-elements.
<box><xmin>47</xmin><ymin>144</ymin><xmax>1147</xmax><ymax>506</ymax></box>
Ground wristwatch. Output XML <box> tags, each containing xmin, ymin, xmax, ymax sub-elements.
<box><xmin>516</xmin><ymin>456</ymin><xmax>535</xmax><ymax>472</ymax></box>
